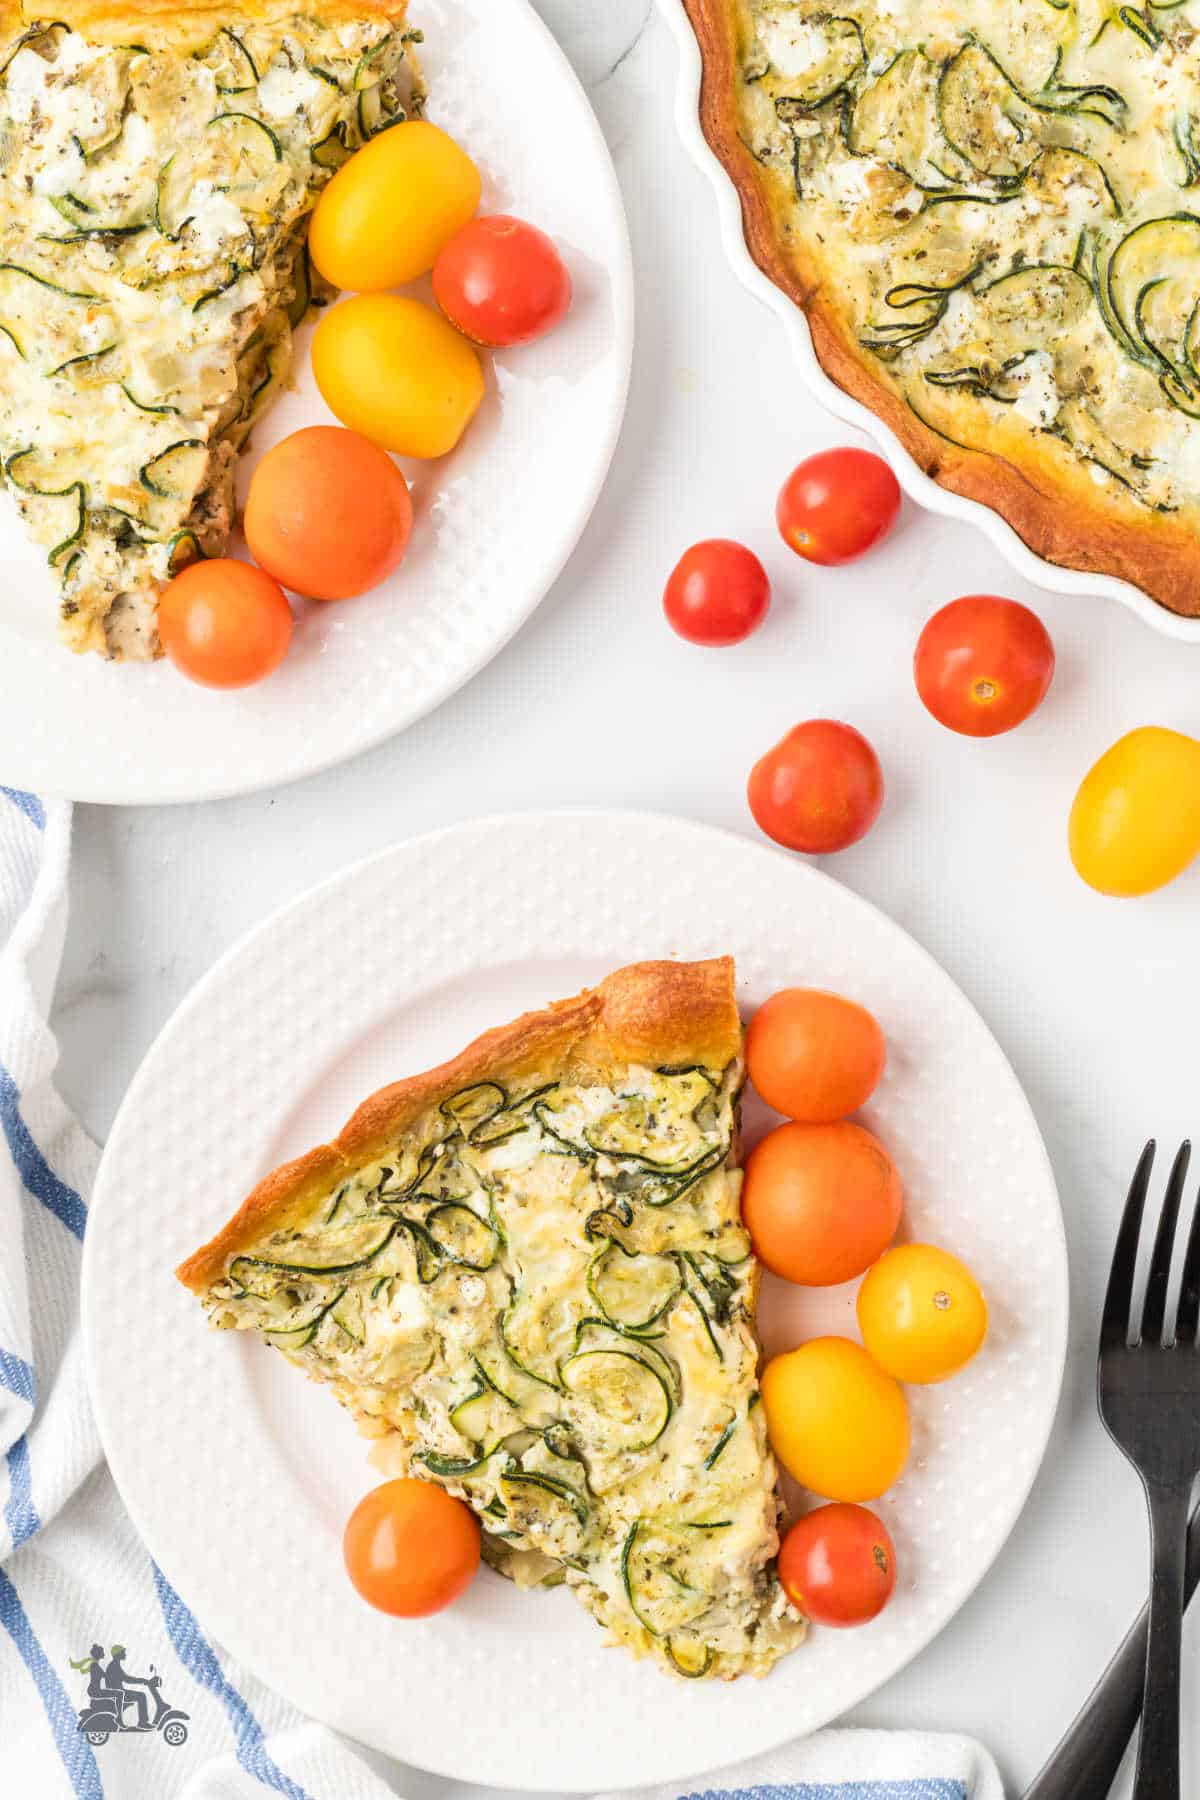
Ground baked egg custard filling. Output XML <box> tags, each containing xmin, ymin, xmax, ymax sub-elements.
<box><xmin>680</xmin><ymin>0</ymin><xmax>1200</xmax><ymax>611</ymax></box>
<box><xmin>182</xmin><ymin>967</ymin><xmax>807</xmax><ymax>1680</ymax></box>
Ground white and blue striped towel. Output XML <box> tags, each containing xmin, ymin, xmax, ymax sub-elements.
<box><xmin>0</xmin><ymin>788</ymin><xmax>1006</xmax><ymax>1800</ymax></box>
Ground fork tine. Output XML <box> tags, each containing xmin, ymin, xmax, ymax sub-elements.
<box><xmin>1143</xmin><ymin>1142</ymin><xmax>1191</xmax><ymax>1344</ymax></box>
<box><xmin>1176</xmin><ymin>1179</ymin><xmax>1200</xmax><ymax>1344</ymax></box>
<box><xmin>1101</xmin><ymin>1140</ymin><xmax>1156</xmax><ymax>1350</ymax></box>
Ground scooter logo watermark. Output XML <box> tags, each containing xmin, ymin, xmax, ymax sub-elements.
<box><xmin>70</xmin><ymin>1644</ymin><xmax>190</xmax><ymax>1749</ymax></box>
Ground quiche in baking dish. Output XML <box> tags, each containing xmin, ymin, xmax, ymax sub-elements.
<box><xmin>177</xmin><ymin>958</ymin><xmax>807</xmax><ymax>1681</ymax></box>
<box><xmin>684</xmin><ymin>0</ymin><xmax>1200</xmax><ymax>616</ymax></box>
<box><xmin>0</xmin><ymin>0</ymin><xmax>421</xmax><ymax>658</ymax></box>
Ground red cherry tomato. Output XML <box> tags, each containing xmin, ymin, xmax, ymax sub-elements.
<box><xmin>776</xmin><ymin>448</ymin><xmax>901</xmax><ymax>565</ymax></box>
<box><xmin>158</xmin><ymin>560</ymin><xmax>292</xmax><ymax>689</ymax></box>
<box><xmin>777</xmin><ymin>1503</ymin><xmax>897</xmax><ymax>1627</ymax></box>
<box><xmin>663</xmin><ymin>539</ymin><xmax>771</xmax><ymax>646</ymax></box>
<box><xmin>433</xmin><ymin>215</ymin><xmax>572</xmax><ymax>348</ymax></box>
<box><xmin>748</xmin><ymin>720</ymin><xmax>884</xmax><ymax>853</ymax></box>
<box><xmin>914</xmin><ymin>595</ymin><xmax>1056</xmax><ymax>737</ymax></box>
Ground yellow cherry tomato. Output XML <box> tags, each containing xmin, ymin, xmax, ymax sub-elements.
<box><xmin>312</xmin><ymin>296</ymin><xmax>485</xmax><ymax>459</ymax></box>
<box><xmin>309</xmin><ymin>120</ymin><xmax>481</xmax><ymax>293</ymax></box>
<box><xmin>761</xmin><ymin>1337</ymin><xmax>910</xmax><ymax>1503</ymax></box>
<box><xmin>857</xmin><ymin>1244</ymin><xmax>988</xmax><ymax>1384</ymax></box>
<box><xmin>1069</xmin><ymin>726</ymin><xmax>1200</xmax><ymax>897</ymax></box>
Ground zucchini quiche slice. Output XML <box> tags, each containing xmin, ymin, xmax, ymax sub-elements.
<box><xmin>0</xmin><ymin>0</ymin><xmax>422</xmax><ymax>658</ymax></box>
<box><xmin>177</xmin><ymin>958</ymin><xmax>807</xmax><ymax>1681</ymax></box>
<box><xmin>685</xmin><ymin>0</ymin><xmax>1200</xmax><ymax>617</ymax></box>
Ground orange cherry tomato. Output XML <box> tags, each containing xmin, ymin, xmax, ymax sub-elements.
<box><xmin>244</xmin><ymin>427</ymin><xmax>413</xmax><ymax>602</ymax></box>
<box><xmin>778</xmin><ymin>1503</ymin><xmax>897</xmax><ymax>1627</ymax></box>
<box><xmin>433</xmin><ymin>214</ymin><xmax>572</xmax><ymax>347</ymax></box>
<box><xmin>914</xmin><ymin>595</ymin><xmax>1055</xmax><ymax>737</ymax></box>
<box><xmin>158</xmin><ymin>560</ymin><xmax>292</xmax><ymax>688</ymax></box>
<box><xmin>762</xmin><ymin>1337</ymin><xmax>910</xmax><ymax>1501</ymax></box>
<box><xmin>748</xmin><ymin>720</ymin><xmax>884</xmax><ymax>854</ymax></box>
<box><xmin>343</xmin><ymin>1478</ymin><xmax>480</xmax><ymax>1617</ymax></box>
<box><xmin>746</xmin><ymin>988</ymin><xmax>885</xmax><ymax>1123</ymax></box>
<box><xmin>776</xmin><ymin>448</ymin><xmax>900</xmax><ymax>565</ymax></box>
<box><xmin>741</xmin><ymin>1119</ymin><xmax>902</xmax><ymax>1287</ymax></box>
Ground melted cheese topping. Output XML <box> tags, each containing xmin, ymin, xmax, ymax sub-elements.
<box><xmin>0</xmin><ymin>17</ymin><xmax>422</xmax><ymax>658</ymax></box>
<box><xmin>737</xmin><ymin>0</ymin><xmax>1200</xmax><ymax>515</ymax></box>
<box><xmin>203</xmin><ymin>1064</ymin><xmax>806</xmax><ymax>1680</ymax></box>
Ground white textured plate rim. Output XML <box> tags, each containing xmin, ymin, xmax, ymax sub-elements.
<box><xmin>83</xmin><ymin>809</ymin><xmax>1069</xmax><ymax>1791</ymax></box>
<box><xmin>656</xmin><ymin>0</ymin><xmax>1200</xmax><ymax>645</ymax></box>
<box><xmin>0</xmin><ymin>0</ymin><xmax>634</xmax><ymax>806</ymax></box>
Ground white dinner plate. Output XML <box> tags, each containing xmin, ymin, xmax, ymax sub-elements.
<box><xmin>83</xmin><ymin>811</ymin><xmax>1068</xmax><ymax>1791</ymax></box>
<box><xmin>658</xmin><ymin>0</ymin><xmax>1200</xmax><ymax>644</ymax></box>
<box><xmin>0</xmin><ymin>1</ymin><xmax>633</xmax><ymax>804</ymax></box>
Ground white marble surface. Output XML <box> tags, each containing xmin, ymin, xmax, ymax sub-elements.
<box><xmin>49</xmin><ymin>3</ymin><xmax>1200</xmax><ymax>1795</ymax></box>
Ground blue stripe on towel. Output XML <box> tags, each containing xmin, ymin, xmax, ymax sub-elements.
<box><xmin>154</xmin><ymin>1564</ymin><xmax>312</xmax><ymax>1798</ymax></box>
<box><xmin>0</xmin><ymin>789</ymin><xmax>45</xmax><ymax>831</ymax></box>
<box><xmin>0</xmin><ymin>1067</ymin><xmax>87</xmax><ymax>1242</ymax></box>
<box><xmin>683</xmin><ymin>1787</ymin><xmax>969</xmax><ymax>1799</ymax></box>
<box><xmin>0</xmin><ymin>1346</ymin><xmax>35</xmax><ymax>1405</ymax></box>
<box><xmin>0</xmin><ymin>1566</ymin><xmax>104</xmax><ymax>1798</ymax></box>
<box><xmin>4</xmin><ymin>1436</ymin><xmax>39</xmax><ymax>1549</ymax></box>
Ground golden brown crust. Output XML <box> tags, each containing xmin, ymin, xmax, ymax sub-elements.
<box><xmin>682</xmin><ymin>0</ymin><xmax>1200</xmax><ymax>619</ymax></box>
<box><xmin>176</xmin><ymin>957</ymin><xmax>741</xmax><ymax>1295</ymax></box>
<box><xmin>2</xmin><ymin>0</ymin><xmax>407</xmax><ymax>52</ymax></box>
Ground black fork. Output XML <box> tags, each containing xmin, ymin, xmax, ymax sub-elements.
<box><xmin>1097</xmin><ymin>1140</ymin><xmax>1200</xmax><ymax>1800</ymax></box>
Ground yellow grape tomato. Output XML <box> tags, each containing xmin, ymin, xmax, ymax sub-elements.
<box><xmin>1069</xmin><ymin>727</ymin><xmax>1200</xmax><ymax>897</ymax></box>
<box><xmin>761</xmin><ymin>1337</ymin><xmax>910</xmax><ymax>1503</ymax></box>
<box><xmin>312</xmin><ymin>296</ymin><xmax>485</xmax><ymax>459</ymax></box>
<box><xmin>857</xmin><ymin>1244</ymin><xmax>988</xmax><ymax>1384</ymax></box>
<box><xmin>309</xmin><ymin>120</ymin><xmax>481</xmax><ymax>292</ymax></box>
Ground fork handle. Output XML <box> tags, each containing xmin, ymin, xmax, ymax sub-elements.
<box><xmin>1134</xmin><ymin>1483</ymin><xmax>1192</xmax><ymax>1800</ymax></box>
<box><xmin>1024</xmin><ymin>1498</ymin><xmax>1200</xmax><ymax>1799</ymax></box>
